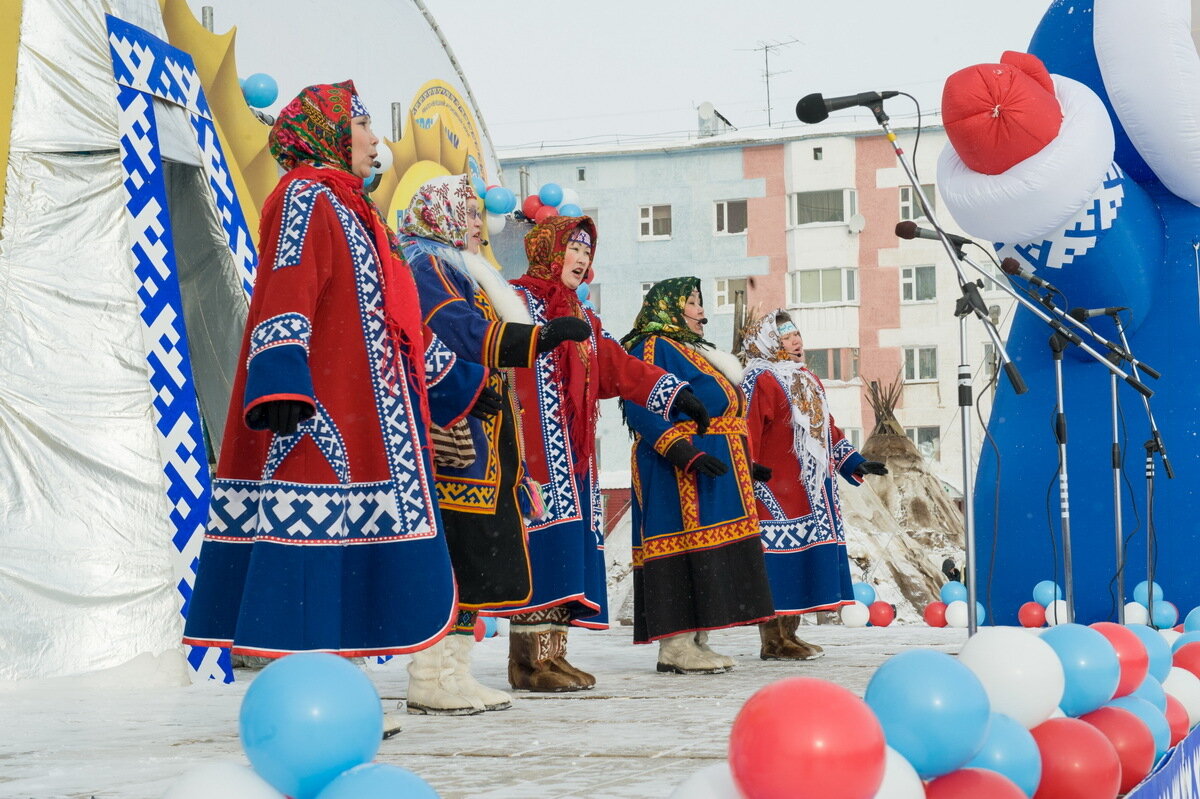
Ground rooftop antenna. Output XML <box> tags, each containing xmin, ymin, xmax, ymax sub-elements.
<box><xmin>742</xmin><ymin>38</ymin><xmax>799</xmax><ymax>126</ymax></box>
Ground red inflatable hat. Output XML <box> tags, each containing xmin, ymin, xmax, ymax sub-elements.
<box><xmin>942</xmin><ymin>50</ymin><xmax>1063</xmax><ymax>175</ymax></box>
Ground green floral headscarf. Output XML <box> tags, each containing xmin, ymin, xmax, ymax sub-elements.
<box><xmin>620</xmin><ymin>276</ymin><xmax>714</xmax><ymax>351</ymax></box>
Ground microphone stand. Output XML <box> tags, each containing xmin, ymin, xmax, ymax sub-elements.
<box><xmin>1105</xmin><ymin>347</ymin><xmax>1125</xmax><ymax>623</ymax></box>
<box><xmin>1044</xmin><ymin>296</ymin><xmax>1076</xmax><ymax>624</ymax></box>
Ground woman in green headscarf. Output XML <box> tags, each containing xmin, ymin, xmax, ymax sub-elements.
<box><xmin>620</xmin><ymin>278</ymin><xmax>775</xmax><ymax>674</ymax></box>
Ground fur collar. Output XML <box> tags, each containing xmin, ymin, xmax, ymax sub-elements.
<box><xmin>687</xmin><ymin>342</ymin><xmax>745</xmax><ymax>385</ymax></box>
<box><xmin>460</xmin><ymin>251</ymin><xmax>533</xmax><ymax>325</ymax></box>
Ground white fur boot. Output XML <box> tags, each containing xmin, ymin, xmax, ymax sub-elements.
<box><xmin>657</xmin><ymin>632</ymin><xmax>729</xmax><ymax>674</ymax></box>
<box><xmin>406</xmin><ymin>639</ymin><xmax>485</xmax><ymax>715</ymax></box>
<box><xmin>694</xmin><ymin>630</ymin><xmax>736</xmax><ymax>670</ymax></box>
<box><xmin>445</xmin><ymin>634</ymin><xmax>512</xmax><ymax>711</ymax></box>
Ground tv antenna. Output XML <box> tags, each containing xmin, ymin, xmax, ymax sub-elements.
<box><xmin>742</xmin><ymin>38</ymin><xmax>800</xmax><ymax>126</ymax></box>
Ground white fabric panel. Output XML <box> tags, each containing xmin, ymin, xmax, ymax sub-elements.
<box><xmin>1095</xmin><ymin>0</ymin><xmax>1200</xmax><ymax>206</ymax></box>
<box><xmin>0</xmin><ymin>153</ymin><xmax>180</xmax><ymax>680</ymax></box>
<box><xmin>937</xmin><ymin>76</ymin><xmax>1114</xmax><ymax>244</ymax></box>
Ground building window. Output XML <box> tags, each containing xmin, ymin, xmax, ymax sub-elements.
<box><xmin>788</xmin><ymin>189</ymin><xmax>856</xmax><ymax>226</ymax></box>
<box><xmin>577</xmin><ymin>167</ymin><xmax>586</xmax><ymax>181</ymax></box>
<box><xmin>901</xmin><ymin>265</ymin><xmax>937</xmax><ymax>302</ymax></box>
<box><xmin>850</xmin><ymin>348</ymin><xmax>860</xmax><ymax>379</ymax></box>
<box><xmin>714</xmin><ymin>200</ymin><xmax>748</xmax><ymax>235</ymax></box>
<box><xmin>639</xmin><ymin>204</ymin><xmax>672</xmax><ymax>239</ymax></box>
<box><xmin>640</xmin><ymin>281</ymin><xmax>656</xmax><ymax>298</ymax></box>
<box><xmin>806</xmin><ymin>348</ymin><xmax>843</xmax><ymax>381</ymax></box>
<box><xmin>903</xmin><ymin>346</ymin><xmax>938</xmax><ymax>382</ymax></box>
<box><xmin>844</xmin><ymin>427</ymin><xmax>862</xmax><ymax>450</ymax></box>
<box><xmin>899</xmin><ymin>184</ymin><xmax>936</xmax><ymax>221</ymax></box>
<box><xmin>813</xmin><ymin>147</ymin><xmax>823</xmax><ymax>161</ymax></box>
<box><xmin>906</xmin><ymin>426</ymin><xmax>941</xmax><ymax>460</ymax></box>
<box><xmin>582</xmin><ymin>207</ymin><xmax>598</xmax><ymax>223</ymax></box>
<box><xmin>713</xmin><ymin>277</ymin><xmax>747</xmax><ymax>313</ymax></box>
<box><xmin>789</xmin><ymin>267</ymin><xmax>857</xmax><ymax>306</ymax></box>
<box><xmin>586</xmin><ymin>283</ymin><xmax>601</xmax><ymax>315</ymax></box>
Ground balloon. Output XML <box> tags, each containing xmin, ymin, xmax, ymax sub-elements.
<box><xmin>728</xmin><ymin>677</ymin><xmax>886</xmax><ymax>799</ymax></box>
<box><xmin>483</xmin><ymin>615</ymin><xmax>497</xmax><ymax>637</ymax></box>
<box><xmin>925</xmin><ymin>768</ymin><xmax>1027</xmax><ymax>799</ymax></box>
<box><xmin>472</xmin><ymin>176</ymin><xmax>488</xmax><ymax>198</ymax></box>
<box><xmin>1106</xmin><ymin>695</ymin><xmax>1170</xmax><ymax>759</ymax></box>
<box><xmin>852</xmin><ymin>582</ymin><xmax>877</xmax><ymax>606</ymax></box>
<box><xmin>484</xmin><ymin>186</ymin><xmax>517</xmax><ymax>215</ymax></box>
<box><xmin>1152</xmin><ymin>601</ymin><xmax>1179</xmax><ymax>629</ymax></box>
<box><xmin>869</xmin><ymin>601</ymin><xmax>896</xmax><ymax>627</ymax></box>
<box><xmin>1078</xmin><ymin>707</ymin><xmax>1155</xmax><ymax>794</ymax></box>
<box><xmin>1045</xmin><ymin>600</ymin><xmax>1069</xmax><ymax>626</ymax></box>
<box><xmin>964</xmin><ymin>713</ymin><xmax>1043</xmax><ymax>797</ymax></box>
<box><xmin>1170</xmin><ymin>631</ymin><xmax>1200</xmax><ymax>653</ymax></box>
<box><xmin>373</xmin><ymin>142</ymin><xmax>393</xmax><ymax>174</ymax></box>
<box><xmin>945</xmin><ymin>600</ymin><xmax>986</xmax><ymax>628</ymax></box>
<box><xmin>1127</xmin><ymin>623</ymin><xmax>1173</xmax><ymax>682</ymax></box>
<box><xmin>1040</xmin><ymin>624</ymin><xmax>1120</xmax><ymax>717</ymax></box>
<box><xmin>667</xmin><ymin>762</ymin><xmax>742</xmax><ymax>799</ymax></box>
<box><xmin>533</xmin><ymin>205</ymin><xmax>557</xmax><ymax>224</ymax></box>
<box><xmin>864</xmin><ymin>649</ymin><xmax>991</xmax><ymax>779</ymax></box>
<box><xmin>559</xmin><ymin>187</ymin><xmax>580</xmax><ymax>208</ymax></box>
<box><xmin>924</xmin><ymin>601</ymin><xmax>948</xmax><ymax>627</ymax></box>
<box><xmin>1018</xmin><ymin>602</ymin><xmax>1046</xmax><ymax>628</ymax></box>
<box><xmin>1133</xmin><ymin>580</ymin><xmax>1164</xmax><ymax>607</ymax></box>
<box><xmin>1029</xmin><ymin>718</ymin><xmax>1120</xmax><ymax>799</ymax></box>
<box><xmin>1032</xmin><ymin>580</ymin><xmax>1063</xmax><ymax>607</ymax></box>
<box><xmin>871</xmin><ymin>746</ymin><xmax>924</xmax><ymax>799</ymax></box>
<box><xmin>242</xmin><ymin>73</ymin><xmax>279</xmax><ymax>108</ymax></box>
<box><xmin>1161</xmin><ymin>628</ymin><xmax>1183</xmax><ymax>649</ymax></box>
<box><xmin>538</xmin><ymin>183</ymin><xmax>564</xmax><ymax>207</ymax></box>
<box><xmin>165</xmin><ymin>762</ymin><xmax>286</xmax><ymax>799</ymax></box>
<box><xmin>1131</xmin><ymin>674</ymin><xmax>1168</xmax><ymax>714</ymax></box>
<box><xmin>841</xmin><ymin>601</ymin><xmax>869</xmax><ymax>628</ymax></box>
<box><xmin>1165</xmin><ymin>695</ymin><xmax>1189</xmax><ymax>745</ymax></box>
<box><xmin>558</xmin><ymin>203</ymin><xmax>583</xmax><ymax>217</ymax></box>
<box><xmin>521</xmin><ymin>194</ymin><xmax>543</xmax><ymax>219</ymax></box>
<box><xmin>581</xmin><ymin>300</ymin><xmax>595</xmax><ymax>311</ymax></box>
<box><xmin>314</xmin><ymin>763</ymin><xmax>438</xmax><ymax>799</ymax></box>
<box><xmin>1089</xmin><ymin>622</ymin><xmax>1149</xmax><ymax>698</ymax></box>
<box><xmin>959</xmin><ymin>626</ymin><xmax>1066</xmax><ymax>729</ymax></box>
<box><xmin>1174</xmin><ymin>641</ymin><xmax>1200</xmax><ymax>684</ymax></box>
<box><xmin>1162</xmin><ymin>665</ymin><xmax>1200</xmax><ymax>728</ymax></box>
<box><xmin>1124</xmin><ymin>602</ymin><xmax>1150</xmax><ymax>625</ymax></box>
<box><xmin>486</xmin><ymin>213</ymin><xmax>507</xmax><ymax>236</ymax></box>
<box><xmin>239</xmin><ymin>653</ymin><xmax>382</xmax><ymax>799</ymax></box>
<box><xmin>941</xmin><ymin>581</ymin><xmax>968</xmax><ymax>604</ymax></box>
<box><xmin>576</xmin><ymin>282</ymin><xmax>590</xmax><ymax>301</ymax></box>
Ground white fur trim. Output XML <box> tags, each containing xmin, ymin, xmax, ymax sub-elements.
<box><xmin>460</xmin><ymin>252</ymin><xmax>533</xmax><ymax>325</ymax></box>
<box><xmin>688</xmin><ymin>343</ymin><xmax>744</xmax><ymax>385</ymax></box>
<box><xmin>937</xmin><ymin>75</ymin><xmax>1114</xmax><ymax>243</ymax></box>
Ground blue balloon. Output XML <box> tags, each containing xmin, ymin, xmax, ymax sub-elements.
<box><xmin>538</xmin><ymin>183</ymin><xmax>563</xmax><ymax>207</ymax></box>
<box><xmin>1134</xmin><ymin>580</ymin><xmax>1164</xmax><ymax>607</ymax></box>
<box><xmin>315</xmin><ymin>763</ymin><xmax>439</xmax><ymax>799</ymax></box>
<box><xmin>940</xmin><ymin>581</ymin><xmax>968</xmax><ymax>605</ymax></box>
<box><xmin>1041</xmin><ymin>623</ymin><xmax>1120</xmax><ymax>717</ymax></box>
<box><xmin>484</xmin><ymin>186</ymin><xmax>517</xmax><ymax>215</ymax></box>
<box><xmin>864</xmin><ymin>649</ymin><xmax>991</xmax><ymax>779</ymax></box>
<box><xmin>1032</xmin><ymin>580</ymin><xmax>1064</xmax><ymax>607</ymax></box>
<box><xmin>240</xmin><ymin>653</ymin><xmax>382</xmax><ymax>799</ymax></box>
<box><xmin>242</xmin><ymin>72</ymin><xmax>279</xmax><ymax>109</ymax></box>
<box><xmin>576</xmin><ymin>282</ymin><xmax>590</xmax><ymax>301</ymax></box>
<box><xmin>471</xmin><ymin>176</ymin><xmax>487</xmax><ymax>199</ymax></box>
<box><xmin>965</xmin><ymin>712</ymin><xmax>1042</xmax><ymax>798</ymax></box>
<box><xmin>1170</xmin><ymin>630</ymin><xmax>1200</xmax><ymax>653</ymax></box>
<box><xmin>1127</xmin><ymin>623</ymin><xmax>1173</xmax><ymax>682</ymax></box>
<box><xmin>482</xmin><ymin>615</ymin><xmax>497</xmax><ymax>637</ymax></box>
<box><xmin>1108</xmin><ymin>695</ymin><xmax>1171</xmax><ymax>760</ymax></box>
<box><xmin>558</xmin><ymin>203</ymin><xmax>583</xmax><ymax>217</ymax></box>
<box><xmin>581</xmin><ymin>300</ymin><xmax>595</xmax><ymax>311</ymax></box>
<box><xmin>1184</xmin><ymin>606</ymin><xmax>1200</xmax><ymax>632</ymax></box>
<box><xmin>1131</xmin><ymin>674</ymin><xmax>1168</xmax><ymax>714</ymax></box>
<box><xmin>975</xmin><ymin>601</ymin><xmax>987</xmax><ymax>626</ymax></box>
<box><xmin>852</xmin><ymin>582</ymin><xmax>877</xmax><ymax>606</ymax></box>
<box><xmin>1152</xmin><ymin>601</ymin><xmax>1179</xmax><ymax>629</ymax></box>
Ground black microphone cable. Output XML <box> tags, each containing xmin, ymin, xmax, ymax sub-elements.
<box><xmin>1044</xmin><ymin>403</ymin><xmax>1062</xmax><ymax>620</ymax></box>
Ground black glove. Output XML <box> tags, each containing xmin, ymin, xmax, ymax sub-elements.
<box><xmin>537</xmin><ymin>316</ymin><xmax>591</xmax><ymax>353</ymax></box>
<box><xmin>663</xmin><ymin>440</ymin><xmax>729</xmax><ymax>478</ymax></box>
<box><xmin>469</xmin><ymin>385</ymin><xmax>504</xmax><ymax>420</ymax></box>
<box><xmin>751</xmin><ymin>463</ymin><xmax>773</xmax><ymax>482</ymax></box>
<box><xmin>855</xmin><ymin>460</ymin><xmax>888</xmax><ymax>477</ymax></box>
<box><xmin>671</xmin><ymin>388</ymin><xmax>711</xmax><ymax>435</ymax></box>
<box><xmin>248</xmin><ymin>400</ymin><xmax>311</xmax><ymax>435</ymax></box>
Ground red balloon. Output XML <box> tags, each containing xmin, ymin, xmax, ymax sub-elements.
<box><xmin>1079</xmin><ymin>706</ymin><xmax>1155</xmax><ymax>794</ymax></box>
<box><xmin>1031</xmin><ymin>718</ymin><xmax>1121</xmax><ymax>799</ymax></box>
<box><xmin>533</xmin><ymin>205</ymin><xmax>558</xmax><ymax>224</ymax></box>
<box><xmin>1090</xmin><ymin>621</ymin><xmax>1150</xmax><ymax>697</ymax></box>
<box><xmin>924</xmin><ymin>601</ymin><xmax>948</xmax><ymax>627</ymax></box>
<box><xmin>868</xmin><ymin>601</ymin><xmax>895</xmax><ymax>627</ymax></box>
<box><xmin>925</xmin><ymin>768</ymin><xmax>1026</xmax><ymax>799</ymax></box>
<box><xmin>729</xmin><ymin>677</ymin><xmax>885</xmax><ymax>799</ymax></box>
<box><xmin>1018</xmin><ymin>601</ymin><xmax>1047</xmax><ymax>628</ymax></box>
<box><xmin>1172</xmin><ymin>641</ymin><xmax>1200</xmax><ymax>682</ymax></box>
<box><xmin>1174</xmin><ymin>624</ymin><xmax>1186</xmax><ymax>633</ymax></box>
<box><xmin>521</xmin><ymin>194</ymin><xmax>543</xmax><ymax>219</ymax></box>
<box><xmin>1165</xmin><ymin>695</ymin><xmax>1189</xmax><ymax>746</ymax></box>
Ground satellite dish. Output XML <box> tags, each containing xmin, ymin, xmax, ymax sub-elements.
<box><xmin>847</xmin><ymin>213</ymin><xmax>866</xmax><ymax>234</ymax></box>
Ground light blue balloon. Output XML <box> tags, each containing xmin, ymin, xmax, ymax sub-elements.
<box><xmin>1131</xmin><ymin>674</ymin><xmax>1168</xmax><ymax>714</ymax></box>
<box><xmin>484</xmin><ymin>186</ymin><xmax>516</xmax><ymax>215</ymax></box>
<box><xmin>1108</xmin><ymin>695</ymin><xmax>1171</xmax><ymax>760</ymax></box>
<box><xmin>538</xmin><ymin>183</ymin><xmax>563</xmax><ymax>207</ymax></box>
<box><xmin>239</xmin><ymin>653</ymin><xmax>382</xmax><ymax>799</ymax></box>
<box><xmin>1032</xmin><ymin>580</ymin><xmax>1063</xmax><ymax>607</ymax></box>
<box><xmin>852</xmin><ymin>582</ymin><xmax>877</xmax><ymax>606</ymax></box>
<box><xmin>558</xmin><ymin>203</ymin><xmax>583</xmax><ymax>217</ymax></box>
<box><xmin>1184</xmin><ymin>606</ymin><xmax>1200</xmax><ymax>632</ymax></box>
<box><xmin>1152</xmin><ymin>601</ymin><xmax>1179</xmax><ymax>629</ymax></box>
<box><xmin>1170</xmin><ymin>630</ymin><xmax>1200</xmax><ymax>653</ymax></box>
<box><xmin>1134</xmin><ymin>580</ymin><xmax>1164</xmax><ymax>606</ymax></box>
<box><xmin>471</xmin><ymin>176</ymin><xmax>487</xmax><ymax>199</ymax></box>
<box><xmin>965</xmin><ymin>712</ymin><xmax>1042</xmax><ymax>798</ymax></box>
<box><xmin>581</xmin><ymin>300</ymin><xmax>595</xmax><ymax>311</ymax></box>
<box><xmin>1041</xmin><ymin>623</ymin><xmax>1120</xmax><ymax>717</ymax></box>
<box><xmin>864</xmin><ymin>649</ymin><xmax>992</xmax><ymax>779</ymax></box>
<box><xmin>575</xmin><ymin>282</ymin><xmax>590</xmax><ymax>301</ymax></box>
<box><xmin>1127</xmin><ymin>623</ymin><xmax>1173</xmax><ymax>682</ymax></box>
<box><xmin>315</xmin><ymin>763</ymin><xmax>439</xmax><ymax>799</ymax></box>
<box><xmin>242</xmin><ymin>72</ymin><xmax>279</xmax><ymax>109</ymax></box>
<box><xmin>940</xmin><ymin>581</ymin><xmax>967</xmax><ymax>605</ymax></box>
<box><xmin>482</xmin><ymin>615</ymin><xmax>497</xmax><ymax>637</ymax></box>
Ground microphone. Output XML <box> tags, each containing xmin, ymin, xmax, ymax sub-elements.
<box><xmin>685</xmin><ymin>314</ymin><xmax>709</xmax><ymax>326</ymax></box>
<box><xmin>1000</xmin><ymin>257</ymin><xmax>1060</xmax><ymax>294</ymax></box>
<box><xmin>895</xmin><ymin>221</ymin><xmax>973</xmax><ymax>250</ymax></box>
<box><xmin>1068</xmin><ymin>306</ymin><xmax>1128</xmax><ymax>320</ymax></box>
<box><xmin>372</xmin><ymin>159</ymin><xmax>382</xmax><ymax>169</ymax></box>
<box><xmin>796</xmin><ymin>91</ymin><xmax>899</xmax><ymax>124</ymax></box>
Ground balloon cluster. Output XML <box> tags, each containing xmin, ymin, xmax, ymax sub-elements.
<box><xmin>1124</xmin><ymin>580</ymin><xmax>1182</xmax><ymax>629</ymax></box>
<box><xmin>163</xmin><ymin>654</ymin><xmax>437</xmax><ymax>799</ymax></box>
<box><xmin>840</xmin><ymin>582</ymin><xmax>897</xmax><ymax>628</ymax></box>
<box><xmin>521</xmin><ymin>182</ymin><xmax>583</xmax><ymax>225</ymax></box>
<box><xmin>921</xmin><ymin>581</ymin><xmax>986</xmax><ymax>629</ymax></box>
<box><xmin>241</xmin><ymin>73</ymin><xmax>278</xmax><ymax>109</ymax></box>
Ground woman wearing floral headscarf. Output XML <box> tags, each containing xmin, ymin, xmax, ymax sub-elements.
<box><xmin>620</xmin><ymin>278</ymin><xmax>775</xmax><ymax>673</ymax></box>
<box><xmin>742</xmin><ymin>309</ymin><xmax>887</xmax><ymax>660</ymax></box>
<box><xmin>504</xmin><ymin>216</ymin><xmax>712</xmax><ymax>692</ymax></box>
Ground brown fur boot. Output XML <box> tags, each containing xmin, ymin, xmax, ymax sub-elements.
<box><xmin>546</xmin><ymin>627</ymin><xmax>596</xmax><ymax>689</ymax></box>
<box><xmin>508</xmin><ymin>628</ymin><xmax>585</xmax><ymax>692</ymax></box>
<box><xmin>759</xmin><ymin>616</ymin><xmax>821</xmax><ymax>660</ymax></box>
<box><xmin>781</xmin><ymin>614</ymin><xmax>825</xmax><ymax>660</ymax></box>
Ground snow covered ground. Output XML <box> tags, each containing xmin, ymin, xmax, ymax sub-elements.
<box><xmin>0</xmin><ymin>625</ymin><xmax>966</xmax><ymax>799</ymax></box>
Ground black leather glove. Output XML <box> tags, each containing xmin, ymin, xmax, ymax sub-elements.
<box><xmin>248</xmin><ymin>400</ymin><xmax>311</xmax><ymax>435</ymax></box>
<box><xmin>751</xmin><ymin>463</ymin><xmax>773</xmax><ymax>482</ymax></box>
<box><xmin>663</xmin><ymin>440</ymin><xmax>729</xmax><ymax>477</ymax></box>
<box><xmin>536</xmin><ymin>316</ymin><xmax>591</xmax><ymax>353</ymax></box>
<box><xmin>855</xmin><ymin>460</ymin><xmax>889</xmax><ymax>477</ymax></box>
<box><xmin>469</xmin><ymin>385</ymin><xmax>504</xmax><ymax>420</ymax></box>
<box><xmin>671</xmin><ymin>388</ymin><xmax>711</xmax><ymax>435</ymax></box>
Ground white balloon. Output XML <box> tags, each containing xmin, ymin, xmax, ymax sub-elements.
<box><xmin>559</xmin><ymin>187</ymin><xmax>580</xmax><ymax>208</ymax></box>
<box><xmin>1162</xmin><ymin>629</ymin><xmax>1183</xmax><ymax>647</ymax></box>
<box><xmin>668</xmin><ymin>762</ymin><xmax>742</xmax><ymax>799</ymax></box>
<box><xmin>1045</xmin><ymin>599</ymin><xmax>1070</xmax><ymax>626</ymax></box>
<box><xmin>1050</xmin><ymin>706</ymin><xmax>1067</xmax><ymax>718</ymax></box>
<box><xmin>945</xmin><ymin>600</ymin><xmax>969</xmax><ymax>628</ymax></box>
<box><xmin>1162</xmin><ymin>666</ymin><xmax>1200</xmax><ymax>728</ymax></box>
<box><xmin>958</xmin><ymin>626</ymin><xmax>1066</xmax><ymax>729</ymax></box>
<box><xmin>486</xmin><ymin>213</ymin><xmax>507</xmax><ymax>236</ymax></box>
<box><xmin>1124</xmin><ymin>601</ymin><xmax>1150</xmax><ymax>626</ymax></box>
<box><xmin>841</xmin><ymin>601</ymin><xmax>870</xmax><ymax>628</ymax></box>
<box><xmin>871</xmin><ymin>746</ymin><xmax>924</xmax><ymax>799</ymax></box>
<box><xmin>374</xmin><ymin>140</ymin><xmax>394</xmax><ymax>174</ymax></box>
<box><xmin>164</xmin><ymin>762</ymin><xmax>285</xmax><ymax>799</ymax></box>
